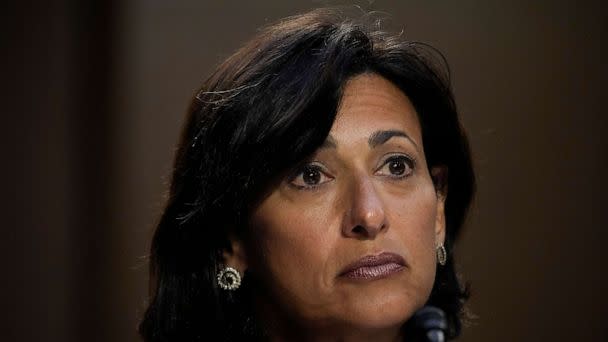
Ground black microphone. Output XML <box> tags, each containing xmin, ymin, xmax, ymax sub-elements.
<box><xmin>412</xmin><ymin>306</ymin><xmax>448</xmax><ymax>342</ymax></box>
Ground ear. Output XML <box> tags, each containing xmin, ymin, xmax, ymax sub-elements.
<box><xmin>222</xmin><ymin>233</ymin><xmax>249</xmax><ymax>273</ymax></box>
<box><xmin>431</xmin><ymin>166</ymin><xmax>448</xmax><ymax>245</ymax></box>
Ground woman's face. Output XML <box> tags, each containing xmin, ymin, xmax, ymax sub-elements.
<box><xmin>237</xmin><ymin>73</ymin><xmax>446</xmax><ymax>337</ymax></box>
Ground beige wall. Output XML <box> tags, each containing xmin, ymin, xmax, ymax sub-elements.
<box><xmin>4</xmin><ymin>1</ymin><xmax>607</xmax><ymax>341</ymax></box>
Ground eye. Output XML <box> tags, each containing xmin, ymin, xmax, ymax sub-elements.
<box><xmin>289</xmin><ymin>164</ymin><xmax>333</xmax><ymax>189</ymax></box>
<box><xmin>376</xmin><ymin>155</ymin><xmax>415</xmax><ymax>178</ymax></box>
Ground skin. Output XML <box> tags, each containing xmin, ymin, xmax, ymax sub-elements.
<box><xmin>226</xmin><ymin>73</ymin><xmax>447</xmax><ymax>342</ymax></box>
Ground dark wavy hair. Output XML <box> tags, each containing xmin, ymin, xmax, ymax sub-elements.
<box><xmin>139</xmin><ymin>8</ymin><xmax>475</xmax><ymax>341</ymax></box>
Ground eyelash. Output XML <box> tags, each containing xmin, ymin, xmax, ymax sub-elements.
<box><xmin>288</xmin><ymin>154</ymin><xmax>416</xmax><ymax>191</ymax></box>
<box><xmin>375</xmin><ymin>154</ymin><xmax>416</xmax><ymax>179</ymax></box>
<box><xmin>287</xmin><ymin>163</ymin><xmax>333</xmax><ymax>190</ymax></box>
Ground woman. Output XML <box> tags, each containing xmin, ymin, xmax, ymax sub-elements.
<box><xmin>140</xmin><ymin>8</ymin><xmax>475</xmax><ymax>342</ymax></box>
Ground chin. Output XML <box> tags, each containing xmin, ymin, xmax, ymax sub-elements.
<box><xmin>340</xmin><ymin>292</ymin><xmax>423</xmax><ymax>330</ymax></box>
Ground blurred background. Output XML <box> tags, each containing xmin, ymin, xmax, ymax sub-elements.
<box><xmin>3</xmin><ymin>0</ymin><xmax>607</xmax><ymax>341</ymax></box>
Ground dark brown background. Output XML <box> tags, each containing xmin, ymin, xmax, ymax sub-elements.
<box><xmin>4</xmin><ymin>0</ymin><xmax>607</xmax><ymax>341</ymax></box>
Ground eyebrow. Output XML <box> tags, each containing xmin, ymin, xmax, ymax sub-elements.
<box><xmin>319</xmin><ymin>129</ymin><xmax>418</xmax><ymax>150</ymax></box>
<box><xmin>368</xmin><ymin>130</ymin><xmax>418</xmax><ymax>149</ymax></box>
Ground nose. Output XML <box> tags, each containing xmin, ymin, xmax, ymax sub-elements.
<box><xmin>342</xmin><ymin>176</ymin><xmax>388</xmax><ymax>239</ymax></box>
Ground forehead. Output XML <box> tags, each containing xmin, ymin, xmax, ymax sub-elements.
<box><xmin>331</xmin><ymin>73</ymin><xmax>422</xmax><ymax>145</ymax></box>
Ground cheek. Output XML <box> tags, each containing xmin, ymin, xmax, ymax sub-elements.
<box><xmin>248</xmin><ymin>200</ymin><xmax>336</xmax><ymax>310</ymax></box>
<box><xmin>390</xmin><ymin>184</ymin><xmax>439</xmax><ymax>301</ymax></box>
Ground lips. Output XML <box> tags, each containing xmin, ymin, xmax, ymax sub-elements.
<box><xmin>339</xmin><ymin>252</ymin><xmax>406</xmax><ymax>280</ymax></box>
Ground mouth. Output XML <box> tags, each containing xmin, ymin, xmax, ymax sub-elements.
<box><xmin>339</xmin><ymin>252</ymin><xmax>406</xmax><ymax>280</ymax></box>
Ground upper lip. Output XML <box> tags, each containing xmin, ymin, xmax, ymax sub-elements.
<box><xmin>339</xmin><ymin>252</ymin><xmax>406</xmax><ymax>276</ymax></box>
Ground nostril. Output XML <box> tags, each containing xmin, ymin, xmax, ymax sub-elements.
<box><xmin>352</xmin><ymin>225</ymin><xmax>366</xmax><ymax>235</ymax></box>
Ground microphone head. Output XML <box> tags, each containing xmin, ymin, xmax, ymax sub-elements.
<box><xmin>412</xmin><ymin>305</ymin><xmax>448</xmax><ymax>334</ymax></box>
<box><xmin>413</xmin><ymin>306</ymin><xmax>447</xmax><ymax>331</ymax></box>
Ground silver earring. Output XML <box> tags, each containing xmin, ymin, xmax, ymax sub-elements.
<box><xmin>436</xmin><ymin>244</ymin><xmax>447</xmax><ymax>266</ymax></box>
<box><xmin>217</xmin><ymin>266</ymin><xmax>242</xmax><ymax>290</ymax></box>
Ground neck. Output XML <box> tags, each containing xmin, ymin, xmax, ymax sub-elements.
<box><xmin>253</xmin><ymin>294</ymin><xmax>405</xmax><ymax>342</ymax></box>
<box><xmin>267</xmin><ymin>325</ymin><xmax>404</xmax><ymax>342</ymax></box>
